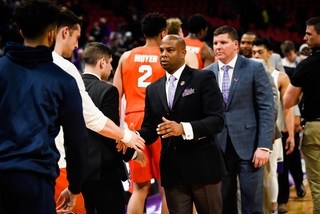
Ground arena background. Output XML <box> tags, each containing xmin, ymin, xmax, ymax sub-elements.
<box><xmin>0</xmin><ymin>0</ymin><xmax>315</xmax><ymax>212</ymax></box>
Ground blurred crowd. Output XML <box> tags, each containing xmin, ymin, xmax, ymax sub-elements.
<box><xmin>0</xmin><ymin>0</ymin><xmax>319</xmax><ymax>76</ymax></box>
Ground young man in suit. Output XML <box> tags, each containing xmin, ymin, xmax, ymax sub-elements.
<box><xmin>81</xmin><ymin>42</ymin><xmax>146</xmax><ymax>214</ymax></box>
<box><xmin>204</xmin><ymin>26</ymin><xmax>274</xmax><ymax>214</ymax></box>
<box><xmin>129</xmin><ymin>34</ymin><xmax>227</xmax><ymax>213</ymax></box>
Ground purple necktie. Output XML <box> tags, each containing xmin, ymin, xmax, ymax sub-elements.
<box><xmin>168</xmin><ymin>76</ymin><xmax>176</xmax><ymax>110</ymax></box>
<box><xmin>222</xmin><ymin>65</ymin><xmax>230</xmax><ymax>105</ymax></box>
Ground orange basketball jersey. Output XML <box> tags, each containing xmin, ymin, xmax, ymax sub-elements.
<box><xmin>184</xmin><ymin>38</ymin><xmax>205</xmax><ymax>69</ymax></box>
<box><xmin>122</xmin><ymin>47</ymin><xmax>166</xmax><ymax>115</ymax></box>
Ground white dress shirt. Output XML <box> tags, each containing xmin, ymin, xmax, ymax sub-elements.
<box><xmin>217</xmin><ymin>54</ymin><xmax>238</xmax><ymax>90</ymax></box>
<box><xmin>52</xmin><ymin>51</ymin><xmax>108</xmax><ymax>168</ymax></box>
<box><xmin>165</xmin><ymin>64</ymin><xmax>193</xmax><ymax>140</ymax></box>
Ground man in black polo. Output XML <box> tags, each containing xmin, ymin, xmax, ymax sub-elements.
<box><xmin>284</xmin><ymin>16</ymin><xmax>320</xmax><ymax>214</ymax></box>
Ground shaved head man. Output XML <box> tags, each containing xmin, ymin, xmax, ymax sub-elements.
<box><xmin>129</xmin><ymin>33</ymin><xmax>227</xmax><ymax>213</ymax></box>
<box><xmin>160</xmin><ymin>35</ymin><xmax>187</xmax><ymax>74</ymax></box>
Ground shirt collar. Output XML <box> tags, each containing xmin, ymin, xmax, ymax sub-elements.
<box><xmin>166</xmin><ymin>64</ymin><xmax>186</xmax><ymax>82</ymax></box>
<box><xmin>52</xmin><ymin>51</ymin><xmax>62</xmax><ymax>59</ymax></box>
<box><xmin>218</xmin><ymin>54</ymin><xmax>238</xmax><ymax>70</ymax></box>
<box><xmin>83</xmin><ymin>72</ymin><xmax>101</xmax><ymax>81</ymax></box>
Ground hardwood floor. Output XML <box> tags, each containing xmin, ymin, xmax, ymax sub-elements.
<box><xmin>287</xmin><ymin>179</ymin><xmax>313</xmax><ymax>213</ymax></box>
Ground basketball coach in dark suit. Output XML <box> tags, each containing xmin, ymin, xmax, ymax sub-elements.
<box><xmin>80</xmin><ymin>42</ymin><xmax>146</xmax><ymax>214</ymax></box>
<box><xmin>134</xmin><ymin>35</ymin><xmax>227</xmax><ymax>214</ymax></box>
<box><xmin>204</xmin><ymin>26</ymin><xmax>275</xmax><ymax>214</ymax></box>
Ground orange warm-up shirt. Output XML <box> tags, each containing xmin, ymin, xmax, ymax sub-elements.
<box><xmin>122</xmin><ymin>46</ymin><xmax>166</xmax><ymax>115</ymax></box>
<box><xmin>184</xmin><ymin>38</ymin><xmax>205</xmax><ymax>69</ymax></box>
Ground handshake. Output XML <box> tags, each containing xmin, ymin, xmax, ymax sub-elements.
<box><xmin>117</xmin><ymin>123</ymin><xmax>146</xmax><ymax>167</ymax></box>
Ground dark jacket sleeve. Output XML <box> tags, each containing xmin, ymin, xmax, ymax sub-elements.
<box><xmin>60</xmin><ymin>78</ymin><xmax>89</xmax><ymax>194</ymax></box>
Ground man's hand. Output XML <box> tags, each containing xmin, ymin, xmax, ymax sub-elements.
<box><xmin>157</xmin><ymin>117</ymin><xmax>184</xmax><ymax>138</ymax></box>
<box><xmin>285</xmin><ymin>135</ymin><xmax>295</xmax><ymax>155</ymax></box>
<box><xmin>122</xmin><ymin>122</ymin><xmax>145</xmax><ymax>152</ymax></box>
<box><xmin>116</xmin><ymin>123</ymin><xmax>137</xmax><ymax>154</ymax></box>
<box><xmin>116</xmin><ymin>140</ymin><xmax>127</xmax><ymax>154</ymax></box>
<box><xmin>134</xmin><ymin>151</ymin><xmax>147</xmax><ymax>167</ymax></box>
<box><xmin>56</xmin><ymin>188</ymin><xmax>77</xmax><ymax>213</ymax></box>
<box><xmin>252</xmin><ymin>148</ymin><xmax>269</xmax><ymax>168</ymax></box>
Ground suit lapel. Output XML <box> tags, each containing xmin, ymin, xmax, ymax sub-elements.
<box><xmin>227</xmin><ymin>56</ymin><xmax>246</xmax><ymax>107</ymax></box>
<box><xmin>212</xmin><ymin>63</ymin><xmax>219</xmax><ymax>83</ymax></box>
<box><xmin>157</xmin><ymin>76</ymin><xmax>170</xmax><ymax>112</ymax></box>
<box><xmin>172</xmin><ymin>66</ymin><xmax>192</xmax><ymax>109</ymax></box>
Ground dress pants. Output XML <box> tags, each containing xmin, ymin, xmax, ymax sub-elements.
<box><xmin>277</xmin><ymin>132</ymin><xmax>303</xmax><ymax>204</ymax></box>
<box><xmin>301</xmin><ymin>121</ymin><xmax>320</xmax><ymax>214</ymax></box>
<box><xmin>0</xmin><ymin>171</ymin><xmax>56</xmax><ymax>214</ymax></box>
<box><xmin>164</xmin><ymin>178</ymin><xmax>222</xmax><ymax>214</ymax></box>
<box><xmin>222</xmin><ymin>136</ymin><xmax>264</xmax><ymax>214</ymax></box>
<box><xmin>81</xmin><ymin>178</ymin><xmax>126</xmax><ymax>214</ymax></box>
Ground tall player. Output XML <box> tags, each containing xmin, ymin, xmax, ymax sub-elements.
<box><xmin>113</xmin><ymin>13</ymin><xmax>169</xmax><ymax>214</ymax></box>
<box><xmin>184</xmin><ymin>14</ymin><xmax>216</xmax><ymax>68</ymax></box>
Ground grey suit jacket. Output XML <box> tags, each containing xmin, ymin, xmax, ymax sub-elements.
<box><xmin>251</xmin><ymin>58</ymin><xmax>282</xmax><ymax>140</ymax></box>
<box><xmin>269</xmin><ymin>53</ymin><xmax>285</xmax><ymax>72</ymax></box>
<box><xmin>204</xmin><ymin>55</ymin><xmax>275</xmax><ymax>160</ymax></box>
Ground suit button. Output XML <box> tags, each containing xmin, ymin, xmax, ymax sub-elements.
<box><xmin>167</xmin><ymin>113</ymin><xmax>169</xmax><ymax>115</ymax></box>
<box><xmin>174</xmin><ymin>147</ymin><xmax>176</xmax><ymax>150</ymax></box>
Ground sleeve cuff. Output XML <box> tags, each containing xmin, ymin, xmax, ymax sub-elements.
<box><xmin>181</xmin><ymin>122</ymin><xmax>194</xmax><ymax>140</ymax></box>
<box><xmin>132</xmin><ymin>151</ymin><xmax>138</xmax><ymax>160</ymax></box>
<box><xmin>258</xmin><ymin>147</ymin><xmax>271</xmax><ymax>152</ymax></box>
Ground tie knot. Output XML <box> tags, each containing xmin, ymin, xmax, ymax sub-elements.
<box><xmin>169</xmin><ymin>76</ymin><xmax>176</xmax><ymax>83</ymax></box>
<box><xmin>222</xmin><ymin>65</ymin><xmax>230</xmax><ymax>72</ymax></box>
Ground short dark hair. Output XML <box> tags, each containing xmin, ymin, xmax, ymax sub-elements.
<box><xmin>242</xmin><ymin>32</ymin><xmax>258</xmax><ymax>40</ymax></box>
<box><xmin>281</xmin><ymin>40</ymin><xmax>295</xmax><ymax>54</ymax></box>
<box><xmin>83</xmin><ymin>42</ymin><xmax>113</xmax><ymax>66</ymax></box>
<box><xmin>187</xmin><ymin>14</ymin><xmax>208</xmax><ymax>34</ymax></box>
<box><xmin>214</xmin><ymin>25</ymin><xmax>238</xmax><ymax>41</ymax></box>
<box><xmin>252</xmin><ymin>38</ymin><xmax>274</xmax><ymax>51</ymax></box>
<box><xmin>306</xmin><ymin>16</ymin><xmax>320</xmax><ymax>34</ymax></box>
<box><xmin>142</xmin><ymin>13</ymin><xmax>167</xmax><ymax>38</ymax></box>
<box><xmin>13</xmin><ymin>0</ymin><xmax>59</xmax><ymax>39</ymax></box>
<box><xmin>57</xmin><ymin>7</ymin><xmax>82</xmax><ymax>33</ymax></box>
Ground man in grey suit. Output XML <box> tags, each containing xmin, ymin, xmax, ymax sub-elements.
<box><xmin>205</xmin><ymin>26</ymin><xmax>274</xmax><ymax>214</ymax></box>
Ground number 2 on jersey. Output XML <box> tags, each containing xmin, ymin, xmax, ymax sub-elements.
<box><xmin>138</xmin><ymin>65</ymin><xmax>152</xmax><ymax>88</ymax></box>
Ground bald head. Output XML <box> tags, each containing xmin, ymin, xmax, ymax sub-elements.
<box><xmin>162</xmin><ymin>35</ymin><xmax>186</xmax><ymax>50</ymax></box>
<box><xmin>160</xmin><ymin>35</ymin><xmax>187</xmax><ymax>74</ymax></box>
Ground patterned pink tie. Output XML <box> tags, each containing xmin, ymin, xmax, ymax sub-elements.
<box><xmin>222</xmin><ymin>66</ymin><xmax>230</xmax><ymax>105</ymax></box>
<box><xmin>168</xmin><ymin>76</ymin><xmax>176</xmax><ymax>110</ymax></box>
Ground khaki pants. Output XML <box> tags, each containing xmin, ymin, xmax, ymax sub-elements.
<box><xmin>302</xmin><ymin>121</ymin><xmax>320</xmax><ymax>214</ymax></box>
